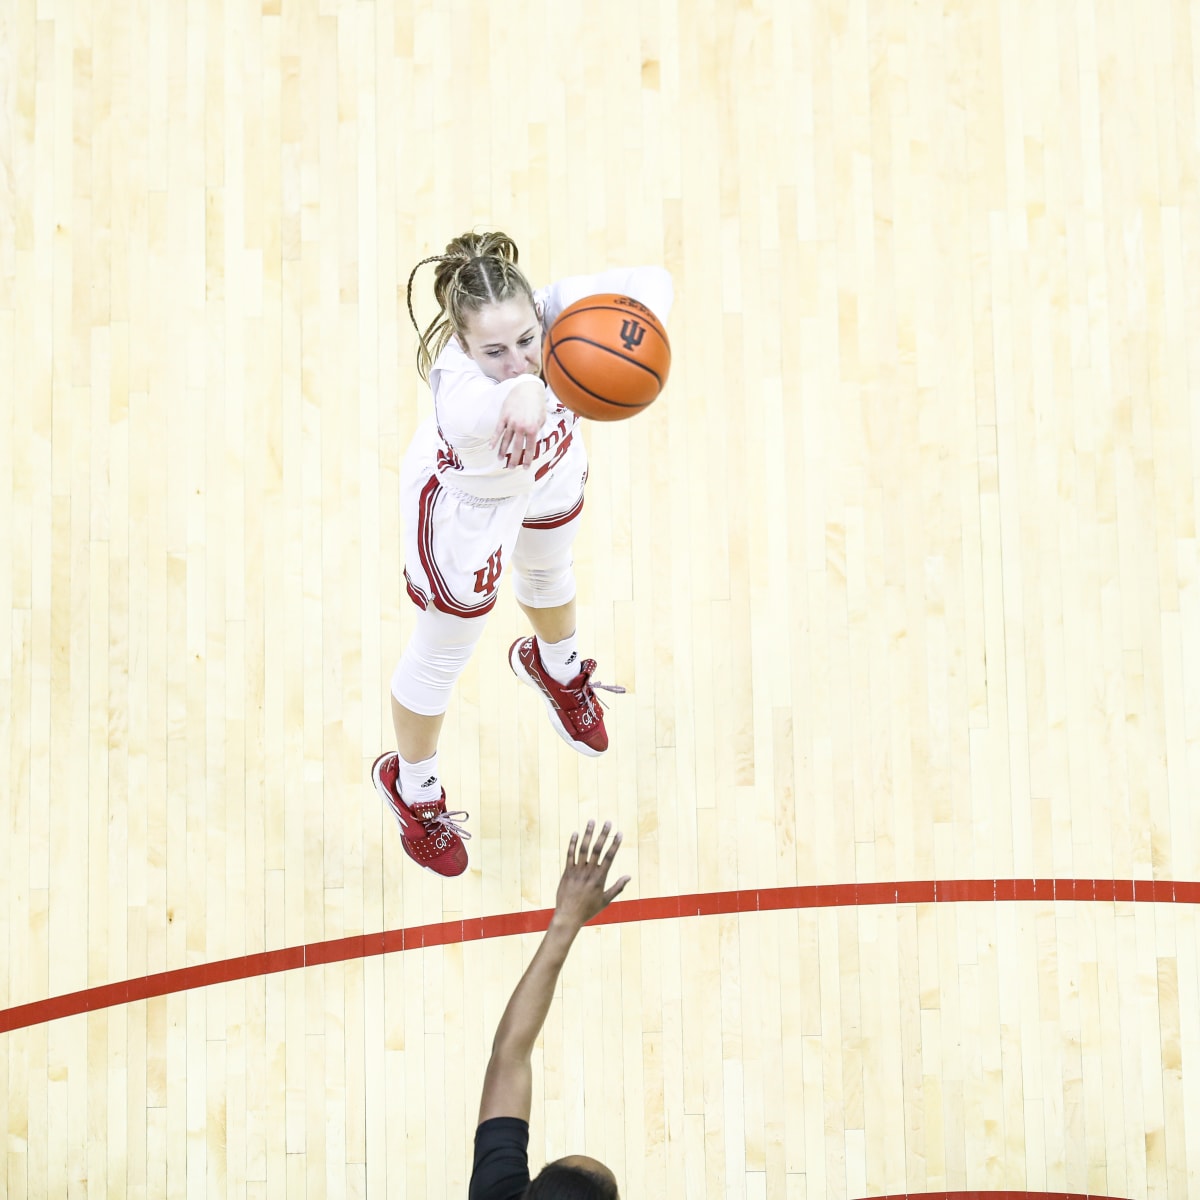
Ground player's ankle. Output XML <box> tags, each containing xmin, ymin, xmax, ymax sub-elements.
<box><xmin>398</xmin><ymin>751</ymin><xmax>441</xmax><ymax>806</ymax></box>
<box><xmin>536</xmin><ymin>633</ymin><xmax>580</xmax><ymax>685</ymax></box>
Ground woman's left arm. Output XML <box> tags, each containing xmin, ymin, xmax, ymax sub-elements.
<box><xmin>539</xmin><ymin>265</ymin><xmax>674</xmax><ymax>328</ymax></box>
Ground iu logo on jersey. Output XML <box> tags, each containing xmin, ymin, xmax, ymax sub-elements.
<box><xmin>619</xmin><ymin>318</ymin><xmax>646</xmax><ymax>352</ymax></box>
<box><xmin>472</xmin><ymin>548</ymin><xmax>503</xmax><ymax>595</ymax></box>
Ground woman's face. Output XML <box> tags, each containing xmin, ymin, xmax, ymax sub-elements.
<box><xmin>459</xmin><ymin>296</ymin><xmax>542</xmax><ymax>382</ymax></box>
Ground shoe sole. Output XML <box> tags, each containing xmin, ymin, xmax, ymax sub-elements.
<box><xmin>371</xmin><ymin>753</ymin><xmax>465</xmax><ymax>878</ymax></box>
<box><xmin>509</xmin><ymin>642</ymin><xmax>605</xmax><ymax>758</ymax></box>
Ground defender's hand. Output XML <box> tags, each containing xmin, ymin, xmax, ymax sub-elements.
<box><xmin>553</xmin><ymin>820</ymin><xmax>631</xmax><ymax>929</ymax></box>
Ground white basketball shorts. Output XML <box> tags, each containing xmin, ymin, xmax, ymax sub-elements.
<box><xmin>400</xmin><ymin>428</ymin><xmax>589</xmax><ymax>619</ymax></box>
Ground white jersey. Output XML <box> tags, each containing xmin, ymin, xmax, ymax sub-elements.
<box><xmin>423</xmin><ymin>266</ymin><xmax>674</xmax><ymax>501</ymax></box>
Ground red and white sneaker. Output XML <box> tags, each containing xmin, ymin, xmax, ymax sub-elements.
<box><xmin>508</xmin><ymin>637</ymin><xmax>625</xmax><ymax>757</ymax></box>
<box><xmin>371</xmin><ymin>752</ymin><xmax>470</xmax><ymax>878</ymax></box>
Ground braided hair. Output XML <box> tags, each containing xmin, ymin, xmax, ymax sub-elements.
<box><xmin>406</xmin><ymin>231</ymin><xmax>537</xmax><ymax>381</ymax></box>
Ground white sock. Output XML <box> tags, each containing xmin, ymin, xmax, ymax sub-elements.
<box><xmin>537</xmin><ymin>633</ymin><xmax>581</xmax><ymax>685</ymax></box>
<box><xmin>398</xmin><ymin>752</ymin><xmax>441</xmax><ymax>806</ymax></box>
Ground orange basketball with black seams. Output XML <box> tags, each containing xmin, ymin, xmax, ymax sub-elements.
<box><xmin>542</xmin><ymin>293</ymin><xmax>671</xmax><ymax>421</ymax></box>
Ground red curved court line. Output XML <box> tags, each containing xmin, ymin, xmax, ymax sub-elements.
<box><xmin>2</xmin><ymin>877</ymin><xmax>1198</xmax><ymax>1035</ymax></box>
<box><xmin>862</xmin><ymin>1192</ymin><xmax>1131</xmax><ymax>1199</ymax></box>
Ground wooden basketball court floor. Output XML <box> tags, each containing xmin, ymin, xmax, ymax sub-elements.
<box><xmin>3</xmin><ymin>0</ymin><xmax>1200</xmax><ymax>1196</ymax></box>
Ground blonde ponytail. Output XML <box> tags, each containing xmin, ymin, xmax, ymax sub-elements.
<box><xmin>406</xmin><ymin>231</ymin><xmax>536</xmax><ymax>381</ymax></box>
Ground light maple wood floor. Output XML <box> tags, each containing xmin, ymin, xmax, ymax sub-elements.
<box><xmin>2</xmin><ymin>0</ymin><xmax>1200</xmax><ymax>1196</ymax></box>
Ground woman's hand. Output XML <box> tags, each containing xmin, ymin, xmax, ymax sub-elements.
<box><xmin>490</xmin><ymin>378</ymin><xmax>546</xmax><ymax>468</ymax></box>
<box><xmin>553</xmin><ymin>820</ymin><xmax>631</xmax><ymax>931</ymax></box>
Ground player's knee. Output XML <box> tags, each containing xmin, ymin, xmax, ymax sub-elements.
<box><xmin>390</xmin><ymin>610</ymin><xmax>484</xmax><ymax>712</ymax></box>
<box><xmin>512</xmin><ymin>564</ymin><xmax>575</xmax><ymax>609</ymax></box>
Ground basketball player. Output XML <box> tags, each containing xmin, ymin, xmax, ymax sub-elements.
<box><xmin>372</xmin><ymin>232</ymin><xmax>673</xmax><ymax>876</ymax></box>
<box><xmin>470</xmin><ymin>820</ymin><xmax>629</xmax><ymax>1199</ymax></box>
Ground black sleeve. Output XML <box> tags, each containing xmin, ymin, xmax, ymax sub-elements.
<box><xmin>468</xmin><ymin>1117</ymin><xmax>531</xmax><ymax>1200</ymax></box>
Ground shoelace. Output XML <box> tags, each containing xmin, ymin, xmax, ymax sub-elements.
<box><xmin>578</xmin><ymin>659</ymin><xmax>626</xmax><ymax>698</ymax></box>
<box><xmin>569</xmin><ymin>664</ymin><xmax>625</xmax><ymax>724</ymax></box>
<box><xmin>423</xmin><ymin>809</ymin><xmax>472</xmax><ymax>840</ymax></box>
<box><xmin>589</xmin><ymin>679</ymin><xmax>625</xmax><ymax>696</ymax></box>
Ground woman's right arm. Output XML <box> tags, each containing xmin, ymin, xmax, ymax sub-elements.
<box><xmin>490</xmin><ymin>377</ymin><xmax>547</xmax><ymax>469</ymax></box>
<box><xmin>432</xmin><ymin>338</ymin><xmax>552</xmax><ymax>470</ymax></box>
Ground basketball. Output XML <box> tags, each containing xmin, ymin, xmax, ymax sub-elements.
<box><xmin>543</xmin><ymin>293</ymin><xmax>671</xmax><ymax>421</ymax></box>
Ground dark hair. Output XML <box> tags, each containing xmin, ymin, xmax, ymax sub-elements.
<box><xmin>524</xmin><ymin>1162</ymin><xmax>619</xmax><ymax>1199</ymax></box>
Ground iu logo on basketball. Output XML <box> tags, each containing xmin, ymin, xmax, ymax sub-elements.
<box><xmin>619</xmin><ymin>318</ymin><xmax>646</xmax><ymax>352</ymax></box>
<box><xmin>473</xmin><ymin>548</ymin><xmax>503</xmax><ymax>595</ymax></box>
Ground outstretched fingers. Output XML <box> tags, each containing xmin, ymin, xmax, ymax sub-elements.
<box><xmin>599</xmin><ymin>830</ymin><xmax>623</xmax><ymax>874</ymax></box>
<box><xmin>574</xmin><ymin>819</ymin><xmax>596</xmax><ymax>866</ymax></box>
<box><xmin>590</xmin><ymin>821</ymin><xmax>613</xmax><ymax>865</ymax></box>
<box><xmin>602</xmin><ymin>875</ymin><xmax>631</xmax><ymax>905</ymax></box>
